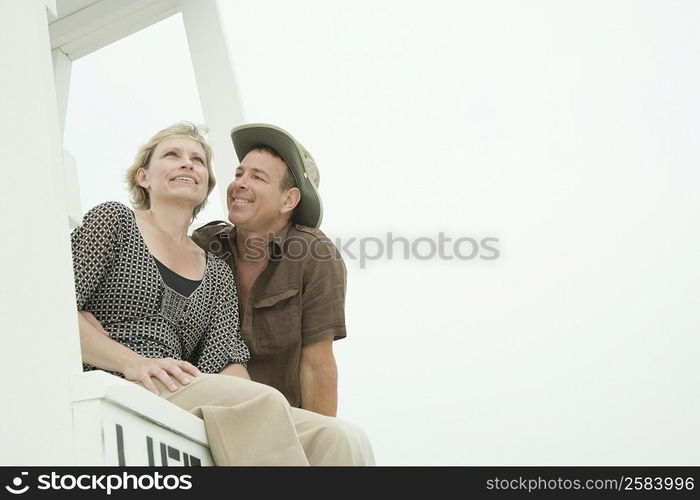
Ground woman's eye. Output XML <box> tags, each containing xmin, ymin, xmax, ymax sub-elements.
<box><xmin>165</xmin><ymin>151</ymin><xmax>178</xmax><ymax>157</ymax></box>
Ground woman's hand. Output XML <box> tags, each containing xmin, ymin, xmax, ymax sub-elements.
<box><xmin>77</xmin><ymin>312</ymin><xmax>203</xmax><ymax>396</ymax></box>
<box><xmin>123</xmin><ymin>356</ymin><xmax>202</xmax><ymax>395</ymax></box>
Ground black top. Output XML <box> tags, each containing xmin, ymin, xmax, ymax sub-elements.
<box><xmin>154</xmin><ymin>257</ymin><xmax>202</xmax><ymax>297</ymax></box>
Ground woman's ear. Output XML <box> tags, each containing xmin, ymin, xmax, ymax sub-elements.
<box><xmin>136</xmin><ymin>167</ymin><xmax>150</xmax><ymax>190</ymax></box>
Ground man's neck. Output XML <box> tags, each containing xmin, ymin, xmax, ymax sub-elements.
<box><xmin>235</xmin><ymin>219</ymin><xmax>290</xmax><ymax>262</ymax></box>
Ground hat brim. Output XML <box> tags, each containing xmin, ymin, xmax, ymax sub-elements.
<box><xmin>231</xmin><ymin>123</ymin><xmax>323</xmax><ymax>228</ymax></box>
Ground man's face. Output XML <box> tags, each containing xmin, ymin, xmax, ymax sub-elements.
<box><xmin>227</xmin><ymin>149</ymin><xmax>293</xmax><ymax>231</ymax></box>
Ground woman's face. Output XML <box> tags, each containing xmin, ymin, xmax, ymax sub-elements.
<box><xmin>137</xmin><ymin>135</ymin><xmax>209</xmax><ymax>209</ymax></box>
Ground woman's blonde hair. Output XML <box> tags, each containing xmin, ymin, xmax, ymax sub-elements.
<box><xmin>125</xmin><ymin>121</ymin><xmax>216</xmax><ymax>219</ymax></box>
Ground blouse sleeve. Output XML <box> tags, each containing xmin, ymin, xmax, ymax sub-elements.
<box><xmin>195</xmin><ymin>258</ymin><xmax>250</xmax><ymax>373</ymax></box>
<box><xmin>70</xmin><ymin>201</ymin><xmax>127</xmax><ymax>310</ymax></box>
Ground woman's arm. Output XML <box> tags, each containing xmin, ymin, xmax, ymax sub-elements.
<box><xmin>218</xmin><ymin>362</ymin><xmax>251</xmax><ymax>379</ymax></box>
<box><xmin>81</xmin><ymin>311</ymin><xmax>109</xmax><ymax>337</ymax></box>
<box><xmin>78</xmin><ymin>312</ymin><xmax>201</xmax><ymax>395</ymax></box>
<box><xmin>194</xmin><ymin>259</ymin><xmax>251</xmax><ymax>374</ymax></box>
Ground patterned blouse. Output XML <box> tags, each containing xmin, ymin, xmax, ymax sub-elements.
<box><xmin>71</xmin><ymin>201</ymin><xmax>249</xmax><ymax>374</ymax></box>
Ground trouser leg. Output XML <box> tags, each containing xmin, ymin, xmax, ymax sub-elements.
<box><xmin>291</xmin><ymin>407</ymin><xmax>376</xmax><ymax>466</ymax></box>
<box><xmin>153</xmin><ymin>374</ymin><xmax>309</xmax><ymax>466</ymax></box>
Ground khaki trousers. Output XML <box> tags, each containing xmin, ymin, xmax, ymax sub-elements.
<box><xmin>148</xmin><ymin>374</ymin><xmax>374</xmax><ymax>466</ymax></box>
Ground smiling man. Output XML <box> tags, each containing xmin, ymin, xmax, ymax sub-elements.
<box><xmin>192</xmin><ymin>124</ymin><xmax>373</xmax><ymax>463</ymax></box>
<box><xmin>193</xmin><ymin>123</ymin><xmax>345</xmax><ymax>416</ymax></box>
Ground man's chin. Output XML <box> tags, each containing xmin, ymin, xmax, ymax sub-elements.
<box><xmin>227</xmin><ymin>210</ymin><xmax>244</xmax><ymax>225</ymax></box>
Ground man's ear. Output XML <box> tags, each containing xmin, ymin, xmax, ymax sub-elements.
<box><xmin>136</xmin><ymin>167</ymin><xmax>150</xmax><ymax>189</ymax></box>
<box><xmin>281</xmin><ymin>187</ymin><xmax>301</xmax><ymax>215</ymax></box>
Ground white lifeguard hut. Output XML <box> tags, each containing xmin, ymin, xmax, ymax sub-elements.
<box><xmin>0</xmin><ymin>0</ymin><xmax>246</xmax><ymax>466</ymax></box>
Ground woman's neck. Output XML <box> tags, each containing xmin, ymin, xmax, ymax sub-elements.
<box><xmin>140</xmin><ymin>202</ymin><xmax>193</xmax><ymax>243</ymax></box>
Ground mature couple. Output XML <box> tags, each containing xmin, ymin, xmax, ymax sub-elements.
<box><xmin>72</xmin><ymin>122</ymin><xmax>374</xmax><ymax>465</ymax></box>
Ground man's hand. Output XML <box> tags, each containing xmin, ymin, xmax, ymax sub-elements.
<box><xmin>123</xmin><ymin>356</ymin><xmax>202</xmax><ymax>395</ymax></box>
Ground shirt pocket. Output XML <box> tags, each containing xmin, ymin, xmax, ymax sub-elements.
<box><xmin>251</xmin><ymin>287</ymin><xmax>301</xmax><ymax>353</ymax></box>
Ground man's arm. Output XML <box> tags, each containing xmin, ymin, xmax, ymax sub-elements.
<box><xmin>299</xmin><ymin>338</ymin><xmax>338</xmax><ymax>416</ymax></box>
<box><xmin>298</xmin><ymin>232</ymin><xmax>347</xmax><ymax>416</ymax></box>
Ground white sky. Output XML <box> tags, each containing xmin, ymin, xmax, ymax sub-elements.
<box><xmin>64</xmin><ymin>0</ymin><xmax>700</xmax><ymax>465</ymax></box>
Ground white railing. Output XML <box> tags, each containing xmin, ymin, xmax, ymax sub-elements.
<box><xmin>71</xmin><ymin>370</ymin><xmax>213</xmax><ymax>466</ymax></box>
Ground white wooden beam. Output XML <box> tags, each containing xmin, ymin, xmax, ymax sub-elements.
<box><xmin>46</xmin><ymin>0</ymin><xmax>57</xmax><ymax>21</ymax></box>
<box><xmin>52</xmin><ymin>48</ymin><xmax>71</xmax><ymax>139</ymax></box>
<box><xmin>64</xmin><ymin>150</ymin><xmax>83</xmax><ymax>228</ymax></box>
<box><xmin>51</xmin><ymin>49</ymin><xmax>82</xmax><ymax>227</ymax></box>
<box><xmin>181</xmin><ymin>0</ymin><xmax>246</xmax><ymax>213</ymax></box>
<box><xmin>0</xmin><ymin>0</ymin><xmax>81</xmax><ymax>465</ymax></box>
<box><xmin>49</xmin><ymin>0</ymin><xmax>180</xmax><ymax>60</ymax></box>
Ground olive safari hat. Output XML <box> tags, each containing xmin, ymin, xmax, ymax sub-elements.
<box><xmin>231</xmin><ymin>123</ymin><xmax>323</xmax><ymax>228</ymax></box>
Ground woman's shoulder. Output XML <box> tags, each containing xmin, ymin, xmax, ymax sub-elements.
<box><xmin>205</xmin><ymin>252</ymin><xmax>235</xmax><ymax>281</ymax></box>
<box><xmin>84</xmin><ymin>201</ymin><xmax>132</xmax><ymax>217</ymax></box>
<box><xmin>207</xmin><ymin>252</ymin><xmax>232</xmax><ymax>271</ymax></box>
<box><xmin>80</xmin><ymin>201</ymin><xmax>134</xmax><ymax>230</ymax></box>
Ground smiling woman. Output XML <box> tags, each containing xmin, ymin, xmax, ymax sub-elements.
<box><xmin>74</xmin><ymin>121</ymin><xmax>245</xmax><ymax>385</ymax></box>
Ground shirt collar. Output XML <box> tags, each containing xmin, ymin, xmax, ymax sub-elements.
<box><xmin>227</xmin><ymin>222</ymin><xmax>294</xmax><ymax>258</ymax></box>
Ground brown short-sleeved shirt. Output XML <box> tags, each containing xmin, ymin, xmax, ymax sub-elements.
<box><xmin>192</xmin><ymin>221</ymin><xmax>347</xmax><ymax>407</ymax></box>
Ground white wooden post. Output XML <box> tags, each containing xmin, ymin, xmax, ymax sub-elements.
<box><xmin>51</xmin><ymin>47</ymin><xmax>82</xmax><ymax>226</ymax></box>
<box><xmin>51</xmin><ymin>48</ymin><xmax>71</xmax><ymax>139</ymax></box>
<box><xmin>180</xmin><ymin>0</ymin><xmax>246</xmax><ymax>212</ymax></box>
<box><xmin>0</xmin><ymin>0</ymin><xmax>247</xmax><ymax>465</ymax></box>
<box><xmin>0</xmin><ymin>0</ymin><xmax>82</xmax><ymax>465</ymax></box>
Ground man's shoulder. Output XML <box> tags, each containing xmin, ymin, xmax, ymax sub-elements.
<box><xmin>192</xmin><ymin>220</ymin><xmax>234</xmax><ymax>242</ymax></box>
<box><xmin>289</xmin><ymin>224</ymin><xmax>332</xmax><ymax>242</ymax></box>
<box><xmin>191</xmin><ymin>220</ymin><xmax>234</xmax><ymax>258</ymax></box>
<box><xmin>287</xmin><ymin>224</ymin><xmax>344</xmax><ymax>266</ymax></box>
